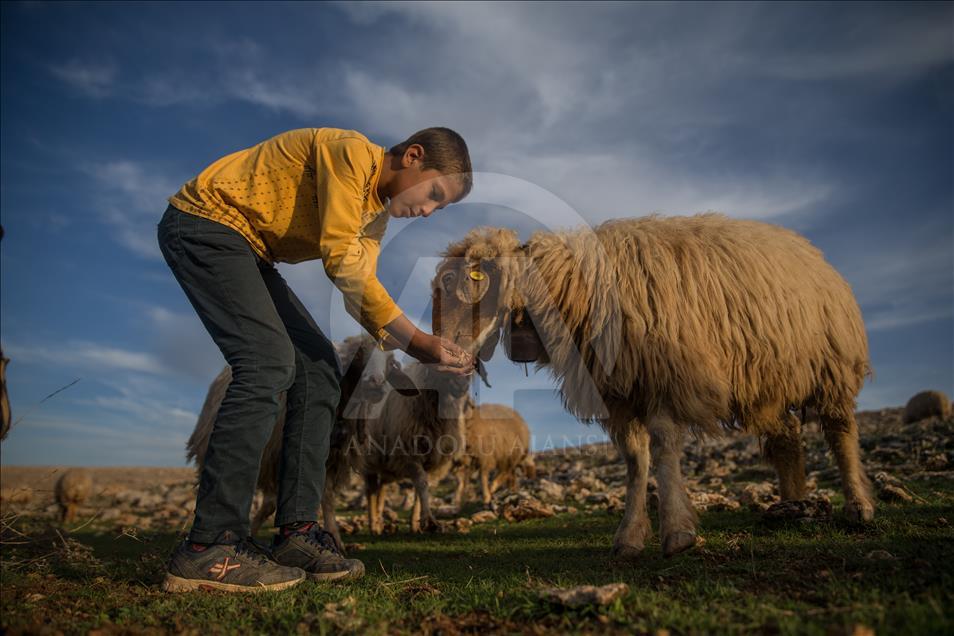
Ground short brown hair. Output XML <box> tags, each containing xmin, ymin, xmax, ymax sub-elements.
<box><xmin>389</xmin><ymin>127</ymin><xmax>473</xmax><ymax>200</ymax></box>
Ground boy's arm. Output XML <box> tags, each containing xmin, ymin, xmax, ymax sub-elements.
<box><xmin>316</xmin><ymin>138</ymin><xmax>403</xmax><ymax>336</ymax></box>
<box><xmin>315</xmin><ymin>138</ymin><xmax>473</xmax><ymax>373</ymax></box>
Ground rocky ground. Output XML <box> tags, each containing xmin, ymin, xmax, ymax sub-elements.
<box><xmin>2</xmin><ymin>407</ymin><xmax>950</xmax><ymax>536</ymax></box>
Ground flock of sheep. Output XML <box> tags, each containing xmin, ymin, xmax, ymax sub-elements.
<box><xmin>178</xmin><ymin>213</ymin><xmax>943</xmax><ymax>559</ymax></box>
<box><xmin>27</xmin><ymin>214</ymin><xmax>952</xmax><ymax>559</ymax></box>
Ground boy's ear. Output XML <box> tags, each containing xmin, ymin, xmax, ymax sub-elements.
<box><xmin>402</xmin><ymin>143</ymin><xmax>425</xmax><ymax>168</ymax></box>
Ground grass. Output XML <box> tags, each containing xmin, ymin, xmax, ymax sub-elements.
<box><xmin>2</xmin><ymin>480</ymin><xmax>953</xmax><ymax>635</ymax></box>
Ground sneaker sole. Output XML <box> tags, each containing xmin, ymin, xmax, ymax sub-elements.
<box><xmin>306</xmin><ymin>569</ymin><xmax>357</xmax><ymax>582</ymax></box>
<box><xmin>161</xmin><ymin>573</ymin><xmax>305</xmax><ymax>593</ymax></box>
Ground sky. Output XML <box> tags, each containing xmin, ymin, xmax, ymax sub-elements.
<box><xmin>0</xmin><ymin>1</ymin><xmax>951</xmax><ymax>466</ymax></box>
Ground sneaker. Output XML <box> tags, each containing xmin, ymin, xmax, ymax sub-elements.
<box><xmin>271</xmin><ymin>524</ymin><xmax>365</xmax><ymax>582</ymax></box>
<box><xmin>162</xmin><ymin>537</ymin><xmax>306</xmax><ymax>593</ymax></box>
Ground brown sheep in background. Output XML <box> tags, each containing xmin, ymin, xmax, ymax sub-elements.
<box><xmin>453</xmin><ymin>403</ymin><xmax>534</xmax><ymax>508</ymax></box>
<box><xmin>186</xmin><ymin>335</ymin><xmax>416</xmax><ymax>552</ymax></box>
<box><xmin>55</xmin><ymin>468</ymin><xmax>93</xmax><ymax>523</ymax></box>
<box><xmin>432</xmin><ymin>214</ymin><xmax>873</xmax><ymax>558</ymax></box>
<box><xmin>903</xmin><ymin>390</ymin><xmax>952</xmax><ymax>423</ymax></box>
<box><xmin>363</xmin><ymin>362</ymin><xmax>471</xmax><ymax>534</ymax></box>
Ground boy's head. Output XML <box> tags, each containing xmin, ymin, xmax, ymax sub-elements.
<box><xmin>382</xmin><ymin>127</ymin><xmax>473</xmax><ymax>219</ymax></box>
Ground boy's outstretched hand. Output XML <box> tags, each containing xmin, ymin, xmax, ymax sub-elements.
<box><xmin>383</xmin><ymin>314</ymin><xmax>475</xmax><ymax>376</ymax></box>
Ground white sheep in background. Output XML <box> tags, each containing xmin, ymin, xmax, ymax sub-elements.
<box><xmin>433</xmin><ymin>214</ymin><xmax>873</xmax><ymax>558</ymax></box>
<box><xmin>186</xmin><ymin>335</ymin><xmax>416</xmax><ymax>552</ymax></box>
<box><xmin>362</xmin><ymin>362</ymin><xmax>472</xmax><ymax>534</ymax></box>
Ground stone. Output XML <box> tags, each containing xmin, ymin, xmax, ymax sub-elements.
<box><xmin>540</xmin><ymin>583</ymin><xmax>629</xmax><ymax>608</ymax></box>
<box><xmin>470</xmin><ymin>510</ymin><xmax>498</xmax><ymax>524</ymax></box>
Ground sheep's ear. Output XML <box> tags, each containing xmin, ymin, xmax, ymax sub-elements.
<box><xmin>387</xmin><ymin>366</ymin><xmax>419</xmax><ymax>396</ymax></box>
<box><xmin>431</xmin><ymin>284</ymin><xmax>442</xmax><ymax>336</ymax></box>
<box><xmin>478</xmin><ymin>327</ymin><xmax>500</xmax><ymax>362</ymax></box>
<box><xmin>476</xmin><ymin>358</ymin><xmax>492</xmax><ymax>388</ymax></box>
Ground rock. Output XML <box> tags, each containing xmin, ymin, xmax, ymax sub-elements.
<box><xmin>763</xmin><ymin>497</ymin><xmax>833</xmax><ymax>521</ymax></box>
<box><xmin>873</xmin><ymin>472</ymin><xmax>918</xmax><ymax>503</ymax></box>
<box><xmin>879</xmin><ymin>484</ymin><xmax>913</xmax><ymax>503</ymax></box>
<box><xmin>501</xmin><ymin>497</ymin><xmax>555</xmax><ymax>522</ymax></box>
<box><xmin>536</xmin><ymin>479</ymin><xmax>565</xmax><ymax>502</ymax></box>
<box><xmin>434</xmin><ymin>504</ymin><xmax>460</xmax><ymax>518</ymax></box>
<box><xmin>453</xmin><ymin>518</ymin><xmax>472</xmax><ymax>533</ymax></box>
<box><xmin>540</xmin><ymin>583</ymin><xmax>629</xmax><ymax>608</ymax></box>
<box><xmin>470</xmin><ymin>510</ymin><xmax>497</xmax><ymax>524</ymax></box>
<box><xmin>865</xmin><ymin>549</ymin><xmax>895</xmax><ymax>561</ymax></box>
<box><xmin>739</xmin><ymin>483</ymin><xmax>778</xmax><ymax>510</ymax></box>
<box><xmin>690</xmin><ymin>491</ymin><xmax>741</xmax><ymax>512</ymax></box>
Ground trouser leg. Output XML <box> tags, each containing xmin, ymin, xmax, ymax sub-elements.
<box><xmin>157</xmin><ymin>206</ymin><xmax>295</xmax><ymax>543</ymax></box>
<box><xmin>256</xmin><ymin>265</ymin><xmax>341</xmax><ymax>527</ymax></box>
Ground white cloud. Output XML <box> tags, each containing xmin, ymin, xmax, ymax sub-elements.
<box><xmin>83</xmin><ymin>160</ymin><xmax>184</xmax><ymax>259</ymax></box>
<box><xmin>49</xmin><ymin>59</ymin><xmax>117</xmax><ymax>97</ymax></box>
<box><xmin>5</xmin><ymin>340</ymin><xmax>169</xmax><ymax>375</ymax></box>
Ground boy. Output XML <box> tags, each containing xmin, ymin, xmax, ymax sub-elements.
<box><xmin>157</xmin><ymin>127</ymin><xmax>475</xmax><ymax>593</ymax></box>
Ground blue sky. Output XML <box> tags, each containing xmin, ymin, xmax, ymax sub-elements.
<box><xmin>1</xmin><ymin>1</ymin><xmax>951</xmax><ymax>466</ymax></box>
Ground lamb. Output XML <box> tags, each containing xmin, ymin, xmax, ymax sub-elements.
<box><xmin>186</xmin><ymin>334</ymin><xmax>416</xmax><ymax>551</ymax></box>
<box><xmin>452</xmin><ymin>403</ymin><xmax>535</xmax><ymax>508</ymax></box>
<box><xmin>363</xmin><ymin>362</ymin><xmax>472</xmax><ymax>534</ymax></box>
<box><xmin>903</xmin><ymin>390</ymin><xmax>951</xmax><ymax>423</ymax></box>
<box><xmin>55</xmin><ymin>468</ymin><xmax>93</xmax><ymax>523</ymax></box>
<box><xmin>432</xmin><ymin>214</ymin><xmax>873</xmax><ymax>558</ymax></box>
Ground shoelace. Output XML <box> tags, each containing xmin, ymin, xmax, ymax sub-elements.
<box><xmin>301</xmin><ymin>527</ymin><xmax>341</xmax><ymax>556</ymax></box>
<box><xmin>234</xmin><ymin>537</ymin><xmax>274</xmax><ymax>566</ymax></box>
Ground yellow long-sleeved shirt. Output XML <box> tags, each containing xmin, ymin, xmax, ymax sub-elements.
<box><xmin>169</xmin><ymin>128</ymin><xmax>403</xmax><ymax>337</ymax></box>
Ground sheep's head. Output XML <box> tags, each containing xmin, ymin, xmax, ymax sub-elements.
<box><xmin>432</xmin><ymin>227</ymin><xmax>546</xmax><ymax>366</ymax></box>
<box><xmin>432</xmin><ymin>227</ymin><xmax>525</xmax><ymax>362</ymax></box>
<box><xmin>337</xmin><ymin>336</ymin><xmax>418</xmax><ymax>418</ymax></box>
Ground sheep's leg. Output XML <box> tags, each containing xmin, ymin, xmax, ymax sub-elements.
<box><xmin>822</xmin><ymin>413</ymin><xmax>875</xmax><ymax>522</ymax></box>
<box><xmin>411</xmin><ymin>463</ymin><xmax>438</xmax><ymax>532</ymax></box>
<box><xmin>321</xmin><ymin>490</ymin><xmax>345</xmax><ymax>554</ymax></box>
<box><xmin>453</xmin><ymin>466</ymin><xmax>468</xmax><ymax>509</ymax></box>
<box><xmin>610</xmin><ymin>424</ymin><xmax>652</xmax><ymax>560</ymax></box>
<box><xmin>410</xmin><ymin>491</ymin><xmax>422</xmax><ymax>533</ymax></box>
<box><xmin>377</xmin><ymin>484</ymin><xmax>388</xmax><ymax>527</ymax></box>
<box><xmin>763</xmin><ymin>412</ymin><xmax>807</xmax><ymax>501</ymax></box>
<box><xmin>479</xmin><ymin>468</ymin><xmax>492</xmax><ymax>507</ymax></box>
<box><xmin>489</xmin><ymin>470</ymin><xmax>505</xmax><ymax>495</ymax></box>
<box><xmin>250</xmin><ymin>492</ymin><xmax>276</xmax><ymax>536</ymax></box>
<box><xmin>366</xmin><ymin>477</ymin><xmax>383</xmax><ymax>535</ymax></box>
<box><xmin>648</xmin><ymin>413</ymin><xmax>698</xmax><ymax>557</ymax></box>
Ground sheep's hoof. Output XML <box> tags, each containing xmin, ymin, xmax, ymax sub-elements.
<box><xmin>662</xmin><ymin>531</ymin><xmax>698</xmax><ymax>557</ymax></box>
<box><xmin>610</xmin><ymin>543</ymin><xmax>644</xmax><ymax>561</ymax></box>
<box><xmin>845</xmin><ymin>500</ymin><xmax>875</xmax><ymax>524</ymax></box>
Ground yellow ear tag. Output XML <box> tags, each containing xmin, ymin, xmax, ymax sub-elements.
<box><xmin>469</xmin><ymin>271</ymin><xmax>486</xmax><ymax>281</ymax></box>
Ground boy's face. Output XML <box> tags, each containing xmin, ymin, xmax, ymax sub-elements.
<box><xmin>386</xmin><ymin>145</ymin><xmax>465</xmax><ymax>219</ymax></box>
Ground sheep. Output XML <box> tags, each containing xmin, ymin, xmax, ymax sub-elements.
<box><xmin>55</xmin><ymin>468</ymin><xmax>93</xmax><ymax>523</ymax></box>
<box><xmin>362</xmin><ymin>362</ymin><xmax>472</xmax><ymax>534</ymax></box>
<box><xmin>903</xmin><ymin>390</ymin><xmax>952</xmax><ymax>423</ymax></box>
<box><xmin>431</xmin><ymin>214</ymin><xmax>873</xmax><ymax>558</ymax></box>
<box><xmin>186</xmin><ymin>334</ymin><xmax>416</xmax><ymax>551</ymax></box>
<box><xmin>452</xmin><ymin>403</ymin><xmax>534</xmax><ymax>508</ymax></box>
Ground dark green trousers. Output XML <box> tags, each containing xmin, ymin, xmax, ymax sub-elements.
<box><xmin>157</xmin><ymin>205</ymin><xmax>341</xmax><ymax>543</ymax></box>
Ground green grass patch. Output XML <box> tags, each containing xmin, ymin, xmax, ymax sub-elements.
<box><xmin>3</xmin><ymin>483</ymin><xmax>953</xmax><ymax>635</ymax></box>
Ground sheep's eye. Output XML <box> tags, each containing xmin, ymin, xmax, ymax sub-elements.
<box><xmin>469</xmin><ymin>270</ymin><xmax>486</xmax><ymax>281</ymax></box>
<box><xmin>441</xmin><ymin>271</ymin><xmax>457</xmax><ymax>292</ymax></box>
